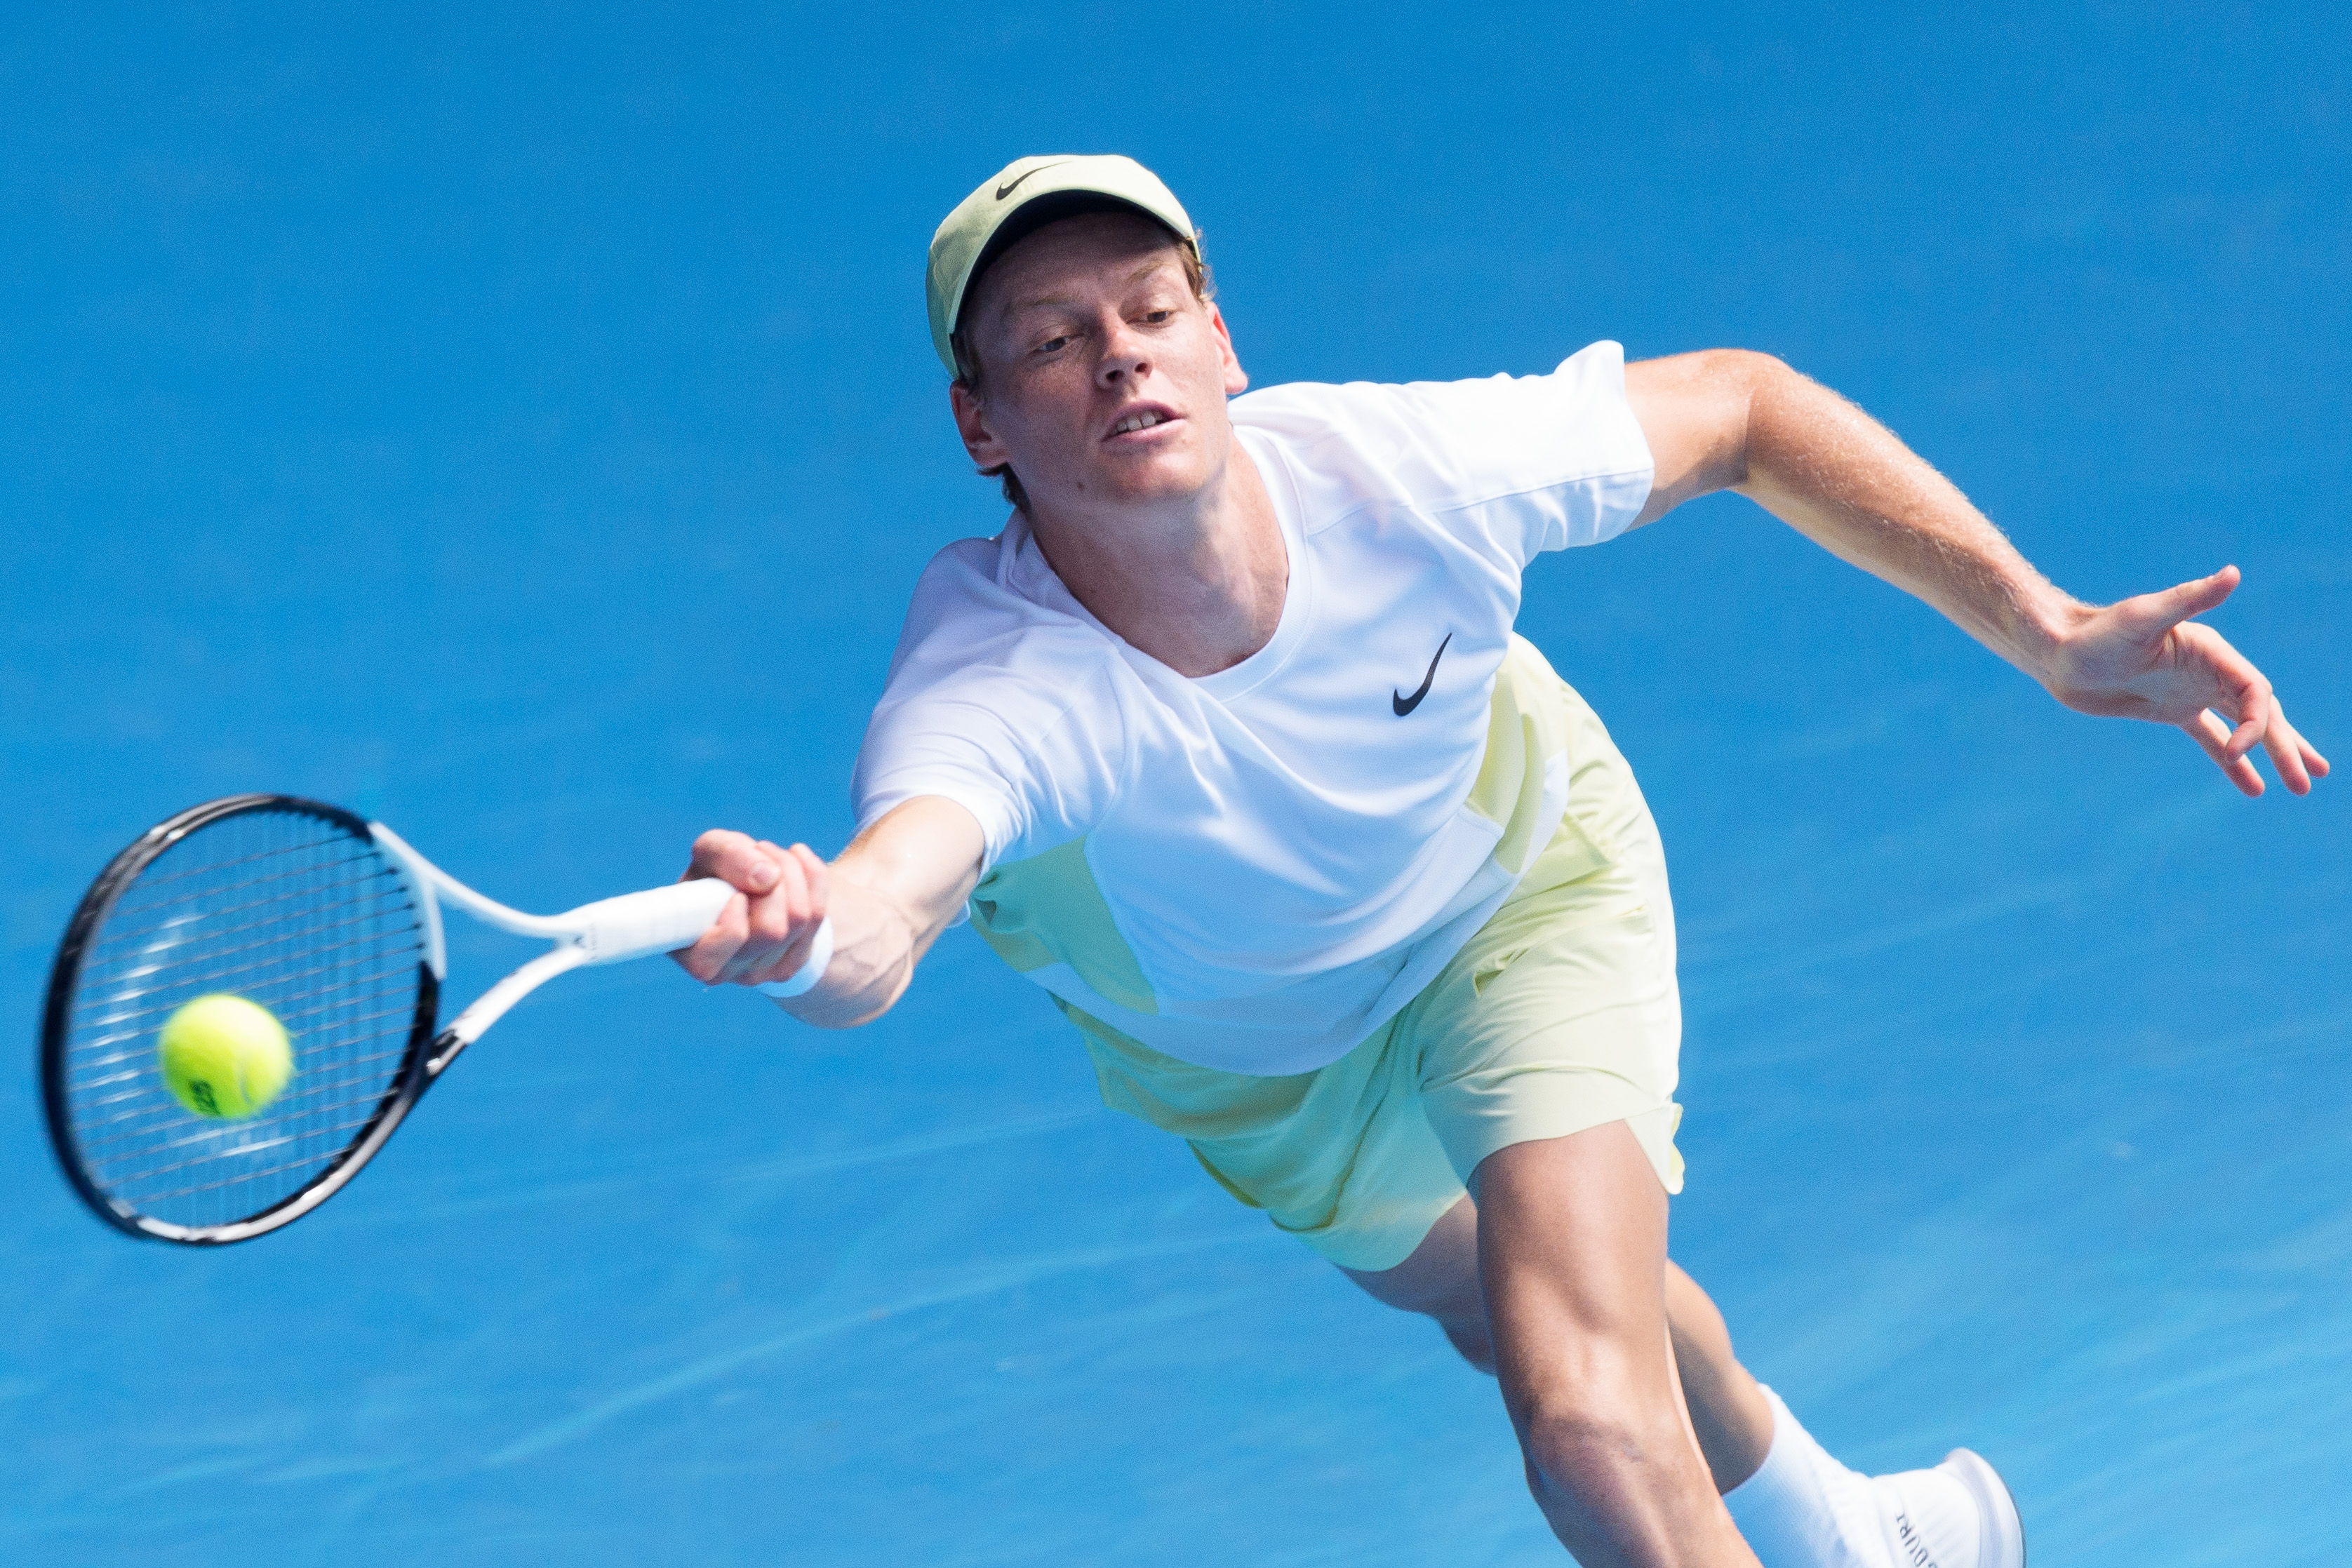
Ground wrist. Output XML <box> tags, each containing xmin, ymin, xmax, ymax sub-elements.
<box><xmin>2007</xmin><ymin>579</ymin><xmax>2090</xmax><ymax>688</ymax></box>
<box><xmin>756</xmin><ymin>916</ymin><xmax>835</xmax><ymax>999</ymax></box>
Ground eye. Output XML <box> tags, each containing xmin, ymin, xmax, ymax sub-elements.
<box><xmin>1033</xmin><ymin>333</ymin><xmax>1072</xmax><ymax>356</ymax></box>
<box><xmin>1142</xmin><ymin>309</ymin><xmax>1173</xmax><ymax>325</ymax></box>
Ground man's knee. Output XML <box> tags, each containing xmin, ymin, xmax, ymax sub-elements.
<box><xmin>1510</xmin><ymin>1384</ymin><xmax>1686</xmax><ymax>1512</ymax></box>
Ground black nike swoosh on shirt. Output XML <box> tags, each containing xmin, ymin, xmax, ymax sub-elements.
<box><xmin>1392</xmin><ymin>633</ymin><xmax>1452</xmax><ymax>716</ymax></box>
<box><xmin>996</xmin><ymin>162</ymin><xmax>1068</xmax><ymax>201</ymax></box>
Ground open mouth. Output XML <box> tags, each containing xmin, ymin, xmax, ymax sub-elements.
<box><xmin>1104</xmin><ymin>404</ymin><xmax>1179</xmax><ymax>441</ymax></box>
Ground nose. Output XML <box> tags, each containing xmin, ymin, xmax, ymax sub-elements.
<box><xmin>1095</xmin><ymin>314</ymin><xmax>1150</xmax><ymax>390</ymax></box>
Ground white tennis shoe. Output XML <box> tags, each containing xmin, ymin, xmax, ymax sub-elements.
<box><xmin>1871</xmin><ymin>1449</ymin><xmax>2026</xmax><ymax>1568</ymax></box>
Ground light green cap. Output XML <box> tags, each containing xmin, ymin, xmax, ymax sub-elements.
<box><xmin>926</xmin><ymin>154</ymin><xmax>1201</xmax><ymax>374</ymax></box>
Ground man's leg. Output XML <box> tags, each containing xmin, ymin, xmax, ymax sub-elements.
<box><xmin>1473</xmin><ymin>1118</ymin><xmax>1760</xmax><ymax>1566</ymax></box>
<box><xmin>1340</xmin><ymin>1193</ymin><xmax>1772</xmax><ymax>1494</ymax></box>
<box><xmin>1665</xmin><ymin>1264</ymin><xmax>1775</xmax><ymax>1492</ymax></box>
<box><xmin>1340</xmin><ymin>1197</ymin><xmax>1499</xmax><ymax>1371</ymax></box>
<box><xmin>1339</xmin><ymin>1134</ymin><xmax>2021</xmax><ymax>1568</ymax></box>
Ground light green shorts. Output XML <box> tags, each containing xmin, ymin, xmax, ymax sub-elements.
<box><xmin>1058</xmin><ymin>676</ymin><xmax>1683</xmax><ymax>1273</ymax></box>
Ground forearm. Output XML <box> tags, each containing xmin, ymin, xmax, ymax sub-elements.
<box><xmin>775</xmin><ymin>816</ymin><xmax>968</xmax><ymax>1029</ymax></box>
<box><xmin>1629</xmin><ymin>347</ymin><xmax>2325</xmax><ymax>796</ymax></box>
<box><xmin>1734</xmin><ymin>359</ymin><xmax>2080</xmax><ymax>683</ymax></box>
<box><xmin>676</xmin><ymin>796</ymin><xmax>983</xmax><ymax>1024</ymax></box>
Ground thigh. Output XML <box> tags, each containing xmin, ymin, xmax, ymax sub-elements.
<box><xmin>1062</xmin><ymin>996</ymin><xmax>1469</xmax><ymax>1273</ymax></box>
<box><xmin>1339</xmin><ymin>1148</ymin><xmax>1772</xmax><ymax>1493</ymax></box>
<box><xmin>1339</xmin><ymin>1191</ymin><xmax>1493</xmax><ymax>1369</ymax></box>
<box><xmin>1472</xmin><ymin>1120</ymin><xmax>1672</xmax><ymax>1397</ymax></box>
<box><xmin>1398</xmin><ymin>756</ymin><xmax>1685</xmax><ymax>1202</ymax></box>
<box><xmin>1339</xmin><ymin>1192</ymin><xmax>1482</xmax><ymax>1318</ymax></box>
<box><xmin>1473</xmin><ymin>1121</ymin><xmax>1753</xmax><ymax>1562</ymax></box>
<box><xmin>1409</xmin><ymin>868</ymin><xmax>1685</xmax><ymax>1199</ymax></box>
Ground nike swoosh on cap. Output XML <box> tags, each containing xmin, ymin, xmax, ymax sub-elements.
<box><xmin>996</xmin><ymin>162</ymin><xmax>1069</xmax><ymax>201</ymax></box>
<box><xmin>1392</xmin><ymin>634</ymin><xmax>1452</xmax><ymax>716</ymax></box>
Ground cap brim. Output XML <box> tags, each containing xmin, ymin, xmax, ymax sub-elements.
<box><xmin>928</xmin><ymin>154</ymin><xmax>1201</xmax><ymax>373</ymax></box>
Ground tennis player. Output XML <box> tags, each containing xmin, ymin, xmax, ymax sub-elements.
<box><xmin>674</xmin><ymin>156</ymin><xmax>2324</xmax><ymax>1567</ymax></box>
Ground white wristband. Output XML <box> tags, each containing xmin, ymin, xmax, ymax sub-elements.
<box><xmin>756</xmin><ymin>916</ymin><xmax>835</xmax><ymax>999</ymax></box>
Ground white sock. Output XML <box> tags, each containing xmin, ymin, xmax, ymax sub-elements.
<box><xmin>1722</xmin><ymin>1386</ymin><xmax>1892</xmax><ymax>1568</ymax></box>
<box><xmin>1723</xmin><ymin>1387</ymin><xmax>1987</xmax><ymax>1568</ymax></box>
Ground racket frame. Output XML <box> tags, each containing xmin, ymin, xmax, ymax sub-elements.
<box><xmin>41</xmin><ymin>795</ymin><xmax>439</xmax><ymax>1246</ymax></box>
<box><xmin>43</xmin><ymin>795</ymin><xmax>735</xmax><ymax>1246</ymax></box>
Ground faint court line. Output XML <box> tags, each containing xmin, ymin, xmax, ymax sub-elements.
<box><xmin>485</xmin><ymin>1228</ymin><xmax>1267</xmax><ymax>1466</ymax></box>
<box><xmin>321</xmin><ymin>1106</ymin><xmax>1103</xmax><ymax>1230</ymax></box>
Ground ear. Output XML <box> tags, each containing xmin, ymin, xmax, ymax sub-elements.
<box><xmin>1208</xmin><ymin>302</ymin><xmax>1248</xmax><ymax>396</ymax></box>
<box><xmin>949</xmin><ymin>380</ymin><xmax>1013</xmax><ymax>474</ymax></box>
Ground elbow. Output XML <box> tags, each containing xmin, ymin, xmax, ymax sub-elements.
<box><xmin>1690</xmin><ymin>347</ymin><xmax>1787</xmax><ymax>386</ymax></box>
<box><xmin>1629</xmin><ymin>349</ymin><xmax>1798</xmax><ymax>520</ymax></box>
<box><xmin>1703</xmin><ymin>349</ymin><xmax>1796</xmax><ymax>485</ymax></box>
<box><xmin>1673</xmin><ymin>347</ymin><xmax>1791</xmax><ymax>405</ymax></box>
<box><xmin>1712</xmin><ymin>350</ymin><xmax>1796</xmax><ymax>496</ymax></box>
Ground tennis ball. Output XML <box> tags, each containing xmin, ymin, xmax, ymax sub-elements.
<box><xmin>156</xmin><ymin>994</ymin><xmax>293</xmax><ymax>1120</ymax></box>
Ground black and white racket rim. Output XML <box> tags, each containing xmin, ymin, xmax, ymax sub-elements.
<box><xmin>41</xmin><ymin>794</ymin><xmax>439</xmax><ymax>1245</ymax></box>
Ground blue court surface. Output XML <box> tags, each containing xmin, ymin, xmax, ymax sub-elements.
<box><xmin>4</xmin><ymin>7</ymin><xmax>2346</xmax><ymax>1564</ymax></box>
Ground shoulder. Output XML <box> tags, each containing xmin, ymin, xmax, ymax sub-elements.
<box><xmin>879</xmin><ymin>525</ymin><xmax>1124</xmax><ymax>718</ymax></box>
<box><xmin>1231</xmin><ymin>342</ymin><xmax>1647</xmax><ymax>518</ymax></box>
<box><xmin>896</xmin><ymin>526</ymin><xmax>1102</xmax><ymax>657</ymax></box>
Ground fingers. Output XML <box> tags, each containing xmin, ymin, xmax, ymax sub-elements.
<box><xmin>789</xmin><ymin>843</ymin><xmax>831</xmax><ymax>919</ymax></box>
<box><xmin>2184</xmin><ymin>708</ymin><xmax>2265</xmax><ymax>797</ymax></box>
<box><xmin>2295</xmin><ymin>721</ymin><xmax>2332</xmax><ymax>784</ymax></box>
<box><xmin>2116</xmin><ymin>565</ymin><xmax>2239</xmax><ymax>641</ymax></box>
<box><xmin>671</xmin><ymin>883</ymin><xmax>754</xmax><ymax>982</ymax></box>
<box><xmin>2261</xmin><ymin>699</ymin><xmax>2327</xmax><ymax>797</ymax></box>
<box><xmin>670</xmin><ymin>831</ymin><xmax>834</xmax><ymax>986</ymax></box>
<box><xmin>671</xmin><ymin>830</ymin><xmax>782</xmax><ymax>982</ymax></box>
<box><xmin>2163</xmin><ymin>619</ymin><xmax>2281</xmax><ymax>764</ymax></box>
<box><xmin>2044</xmin><ymin>563</ymin><xmax>2324</xmax><ymax>803</ymax></box>
<box><xmin>716</xmin><ymin>850</ymin><xmax>796</xmax><ymax>985</ymax></box>
<box><xmin>685</xmin><ymin>829</ymin><xmax>782</xmax><ymax>896</ymax></box>
<box><xmin>2219</xmin><ymin>674</ymin><xmax>2274</xmax><ymax>763</ymax></box>
<box><xmin>2184</xmin><ymin>696</ymin><xmax>2332</xmax><ymax>799</ymax></box>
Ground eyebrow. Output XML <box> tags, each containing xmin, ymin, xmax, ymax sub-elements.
<box><xmin>1001</xmin><ymin>258</ymin><xmax>1183</xmax><ymax>321</ymax></box>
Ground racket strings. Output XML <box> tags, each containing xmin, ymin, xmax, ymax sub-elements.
<box><xmin>69</xmin><ymin>937</ymin><xmax>423</xmax><ymax>1057</ymax></box>
<box><xmin>100</xmin><ymin>847</ymin><xmax>389</xmax><ymax>937</ymax></box>
<box><xmin>72</xmin><ymin>1015</ymin><xmax>416</xmax><ymax>1134</ymax></box>
<box><xmin>74</xmin><ymin>876</ymin><xmax>416</xmax><ymax>1002</ymax></box>
<box><xmin>58</xmin><ymin>809</ymin><xmax>427</xmax><ymax>1233</ymax></box>
<box><xmin>131</xmin><ymin>1111</ymin><xmax>401</xmax><ymax>1203</ymax></box>
<box><xmin>109</xmin><ymin>833</ymin><xmax>375</xmax><ymax>896</ymax></box>
<box><xmin>72</xmin><ymin>997</ymin><xmax>422</xmax><ymax>1092</ymax></box>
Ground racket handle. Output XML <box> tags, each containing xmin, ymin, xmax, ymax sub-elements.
<box><xmin>568</xmin><ymin>878</ymin><xmax>740</xmax><ymax>966</ymax></box>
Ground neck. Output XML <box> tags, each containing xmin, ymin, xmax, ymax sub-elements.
<box><xmin>1025</xmin><ymin>444</ymin><xmax>1286</xmax><ymax>678</ymax></box>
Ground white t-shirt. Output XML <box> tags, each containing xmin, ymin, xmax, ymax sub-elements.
<box><xmin>853</xmin><ymin>341</ymin><xmax>1655</xmax><ymax>1075</ymax></box>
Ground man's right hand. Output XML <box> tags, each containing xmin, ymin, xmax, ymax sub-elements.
<box><xmin>671</xmin><ymin>830</ymin><xmax>832</xmax><ymax>989</ymax></box>
<box><xmin>664</xmin><ymin>798</ymin><xmax>987</xmax><ymax>1027</ymax></box>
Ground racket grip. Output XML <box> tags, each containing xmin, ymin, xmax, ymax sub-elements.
<box><xmin>569</xmin><ymin>878</ymin><xmax>740</xmax><ymax>965</ymax></box>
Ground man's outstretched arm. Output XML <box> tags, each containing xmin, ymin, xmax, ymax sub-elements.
<box><xmin>669</xmin><ymin>796</ymin><xmax>984</xmax><ymax>1026</ymax></box>
<box><xmin>1623</xmin><ymin>350</ymin><xmax>2327</xmax><ymax>797</ymax></box>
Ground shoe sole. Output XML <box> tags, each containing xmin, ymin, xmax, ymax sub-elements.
<box><xmin>1939</xmin><ymin>1448</ymin><xmax>2026</xmax><ymax>1568</ymax></box>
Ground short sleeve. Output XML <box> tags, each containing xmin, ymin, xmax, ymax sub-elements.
<box><xmin>1232</xmin><ymin>340</ymin><xmax>1655</xmax><ymax>571</ymax></box>
<box><xmin>850</xmin><ymin>538</ymin><xmax>1126</xmax><ymax>879</ymax></box>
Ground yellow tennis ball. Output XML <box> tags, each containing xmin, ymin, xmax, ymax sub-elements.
<box><xmin>157</xmin><ymin>994</ymin><xmax>293</xmax><ymax>1120</ymax></box>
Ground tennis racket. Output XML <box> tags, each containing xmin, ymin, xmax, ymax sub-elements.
<box><xmin>40</xmin><ymin>793</ymin><xmax>735</xmax><ymax>1246</ymax></box>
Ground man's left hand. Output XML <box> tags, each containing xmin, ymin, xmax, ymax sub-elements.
<box><xmin>2039</xmin><ymin>564</ymin><xmax>2328</xmax><ymax>797</ymax></box>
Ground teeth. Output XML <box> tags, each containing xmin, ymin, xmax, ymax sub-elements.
<box><xmin>1115</xmin><ymin>412</ymin><xmax>1163</xmax><ymax>434</ymax></box>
